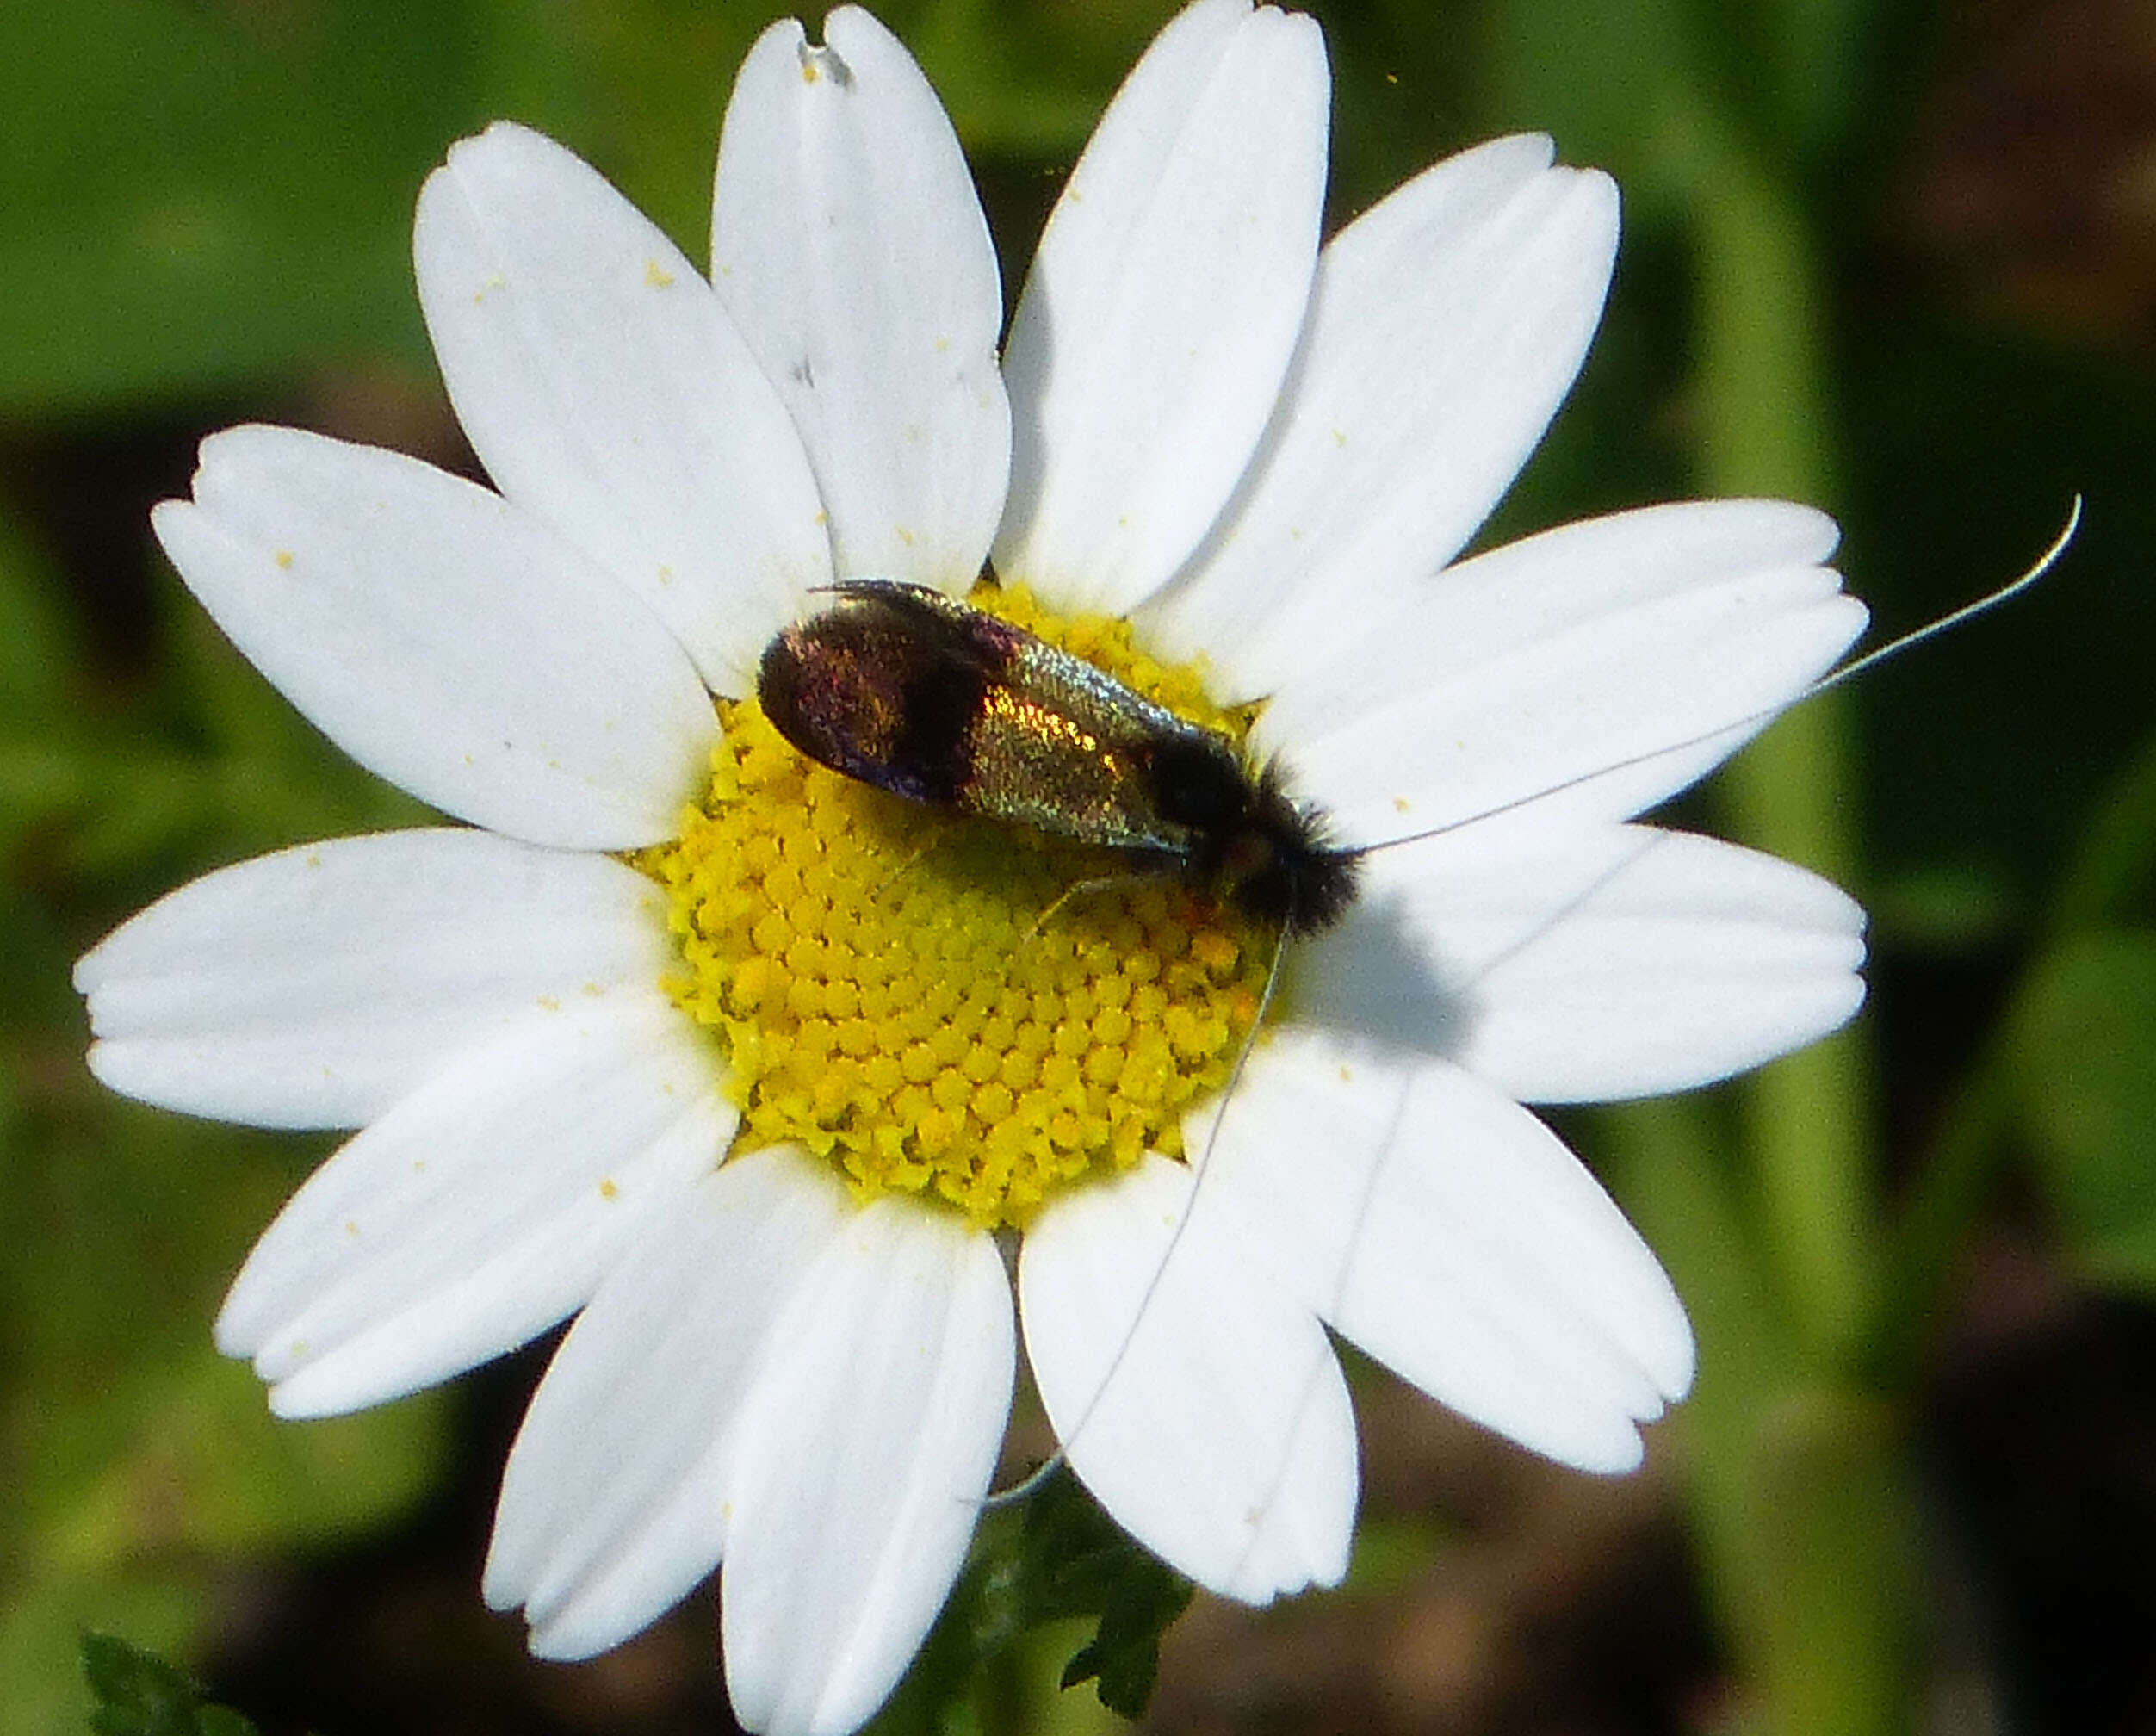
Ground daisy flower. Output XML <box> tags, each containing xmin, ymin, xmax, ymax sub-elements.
<box><xmin>74</xmin><ymin>3</ymin><xmax>1868</xmax><ymax>1733</ymax></box>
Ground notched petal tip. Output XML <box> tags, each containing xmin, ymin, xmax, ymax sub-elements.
<box><xmin>77</xmin><ymin>1038</ymin><xmax>125</xmax><ymax>1094</ymax></box>
<box><xmin>1499</xmin><ymin>128</ymin><xmax>1558</xmax><ymax>164</ymax></box>
<box><xmin>470</xmin><ymin>116</ymin><xmax>543</xmax><ymax>152</ymax></box>
<box><xmin>797</xmin><ymin>41</ymin><xmax>852</xmax><ymax>86</ymax></box>
<box><xmin>1629</xmin><ymin>1280</ymin><xmax>1698</xmax><ymax>1411</ymax></box>
<box><xmin>478</xmin><ymin>1550</ymin><xmax>523</xmax><ymax>1615</ymax></box>
<box><xmin>189</xmin><ymin>419</ymin><xmax>281</xmax><ymax>470</ymax></box>
<box><xmin>747</xmin><ymin>12</ymin><xmax>808</xmax><ymax>64</ymax></box>
<box><xmin>425</xmin><ymin>121</ymin><xmax>585</xmax><ymax>219</ymax></box>
<box><xmin>146</xmin><ymin>495</ymin><xmax>193</xmax><ymax>559</ymax></box>
<box><xmin>210</xmin><ymin>1305</ymin><xmax>258</xmax><ymax>1364</ymax></box>
<box><xmin>214</xmin><ymin>1262</ymin><xmax>285</xmax><ymax>1367</ymax></box>
<box><xmin>1736</xmin><ymin>497</ymin><xmax>1843</xmax><ymax>566</ymax></box>
<box><xmin>173</xmin><ymin>423</ymin><xmax>316</xmax><ymax>526</ymax></box>
<box><xmin>1176</xmin><ymin>0</ymin><xmax>1255</xmax><ymax>28</ymax></box>
<box><xmin>524</xmin><ymin>1612</ymin><xmax>613</xmax><ymax>1664</ymax></box>
<box><xmin>1576</xmin><ymin>1429</ymin><xmax>1650</xmax><ymax>1479</ymax></box>
<box><xmin>1661</xmin><ymin>1324</ymin><xmax>1701</xmax><ymax>1407</ymax></box>
<box><xmin>1264</xmin><ymin>3</ymin><xmax>1329</xmax><ymax>63</ymax></box>
<box><xmin>819</xmin><ymin>5</ymin><xmax>908</xmax><ymax>77</ymax></box>
<box><xmin>264</xmin><ymin>1370</ymin><xmax>344</xmax><ymax>1421</ymax></box>
<box><xmin>71</xmin><ymin>932</ymin><xmax>113</xmax><ymax>995</ymax></box>
<box><xmin>1526</xmin><ymin>160</ymin><xmax>1620</xmax><ymax>302</ymax></box>
<box><xmin>431</xmin><ymin>121</ymin><xmax>592</xmax><ymax>208</ymax></box>
<box><xmin>1571</xmin><ymin>161</ymin><xmax>1621</xmax><ymax>246</ymax></box>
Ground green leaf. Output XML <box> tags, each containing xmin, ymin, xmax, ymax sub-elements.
<box><xmin>1</xmin><ymin>1579</ymin><xmax>196</xmax><ymax>1736</ymax></box>
<box><xmin>1016</xmin><ymin>1471</ymin><xmax>1193</xmax><ymax>1719</ymax></box>
<box><xmin>2009</xmin><ymin>930</ymin><xmax>2156</xmax><ymax>1287</ymax></box>
<box><xmin>81</xmin><ymin>1634</ymin><xmax>258</xmax><ymax>1736</ymax></box>
<box><xmin>865</xmin><ymin>1468</ymin><xmax>1192</xmax><ymax>1733</ymax></box>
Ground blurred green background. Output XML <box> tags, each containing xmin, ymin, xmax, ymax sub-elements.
<box><xmin>4</xmin><ymin>0</ymin><xmax>2153</xmax><ymax>1732</ymax></box>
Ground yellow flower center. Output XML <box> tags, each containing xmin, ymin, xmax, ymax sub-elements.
<box><xmin>641</xmin><ymin>585</ymin><xmax>1275</xmax><ymax>1229</ymax></box>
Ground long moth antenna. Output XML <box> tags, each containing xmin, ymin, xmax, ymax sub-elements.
<box><xmin>982</xmin><ymin>496</ymin><xmax>2079</xmax><ymax>1510</ymax></box>
<box><xmin>1341</xmin><ymin>497</ymin><xmax>2081</xmax><ymax>865</ymax></box>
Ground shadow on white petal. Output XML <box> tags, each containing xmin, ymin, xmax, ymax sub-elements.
<box><xmin>1298</xmin><ymin>825</ymin><xmax>1868</xmax><ymax>1103</ymax></box>
<box><xmin>1287</xmin><ymin>884</ymin><xmax>1472</xmax><ymax>1060</ymax></box>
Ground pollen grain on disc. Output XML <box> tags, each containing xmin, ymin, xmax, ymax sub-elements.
<box><xmin>639</xmin><ymin>589</ymin><xmax>1272</xmax><ymax>1229</ymax></box>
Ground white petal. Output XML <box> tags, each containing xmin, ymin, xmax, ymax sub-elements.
<box><xmin>1298</xmin><ymin>825</ymin><xmax>1867</xmax><ymax>1101</ymax></box>
<box><xmin>1259</xmin><ymin>500</ymin><xmax>1863</xmax><ymax>845</ymax></box>
<box><xmin>1020</xmin><ymin>1153</ymin><xmax>1355</xmax><ymax>1603</ymax></box>
<box><xmin>415</xmin><ymin>122</ymin><xmax>831</xmax><ymax>694</ymax></box>
<box><xmin>75</xmin><ymin>829</ymin><xmax>673</xmax><ymax>1129</ymax></box>
<box><xmin>1143</xmin><ymin>137</ymin><xmax>1619</xmax><ymax>693</ymax></box>
<box><xmin>722</xmin><ymin>1199</ymin><xmax>1013</xmax><ymax>1736</ymax></box>
<box><xmin>1203</xmin><ymin>1033</ymin><xmax>1693</xmax><ymax>1472</ymax></box>
<box><xmin>994</xmin><ymin>0</ymin><xmax>1329</xmax><ymax>614</ymax></box>
<box><xmin>215</xmin><ymin>1001</ymin><xmax>728</xmax><ymax>1417</ymax></box>
<box><xmin>154</xmin><ymin>427</ymin><xmax>718</xmax><ymax>848</ymax></box>
<box><xmin>712</xmin><ymin>9</ymin><xmax>1010</xmax><ymax>589</ymax></box>
<box><xmin>487</xmin><ymin>1150</ymin><xmax>853</xmax><ymax>1659</ymax></box>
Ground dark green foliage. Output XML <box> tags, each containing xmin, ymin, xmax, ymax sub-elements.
<box><xmin>1018</xmin><ymin>1470</ymin><xmax>1194</xmax><ymax>1717</ymax></box>
<box><xmin>81</xmin><ymin>1634</ymin><xmax>258</xmax><ymax>1736</ymax></box>
<box><xmin>867</xmin><ymin>1466</ymin><xmax>1193</xmax><ymax>1731</ymax></box>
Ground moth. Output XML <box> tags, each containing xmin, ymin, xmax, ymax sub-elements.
<box><xmin>758</xmin><ymin>580</ymin><xmax>1360</xmax><ymax>937</ymax></box>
